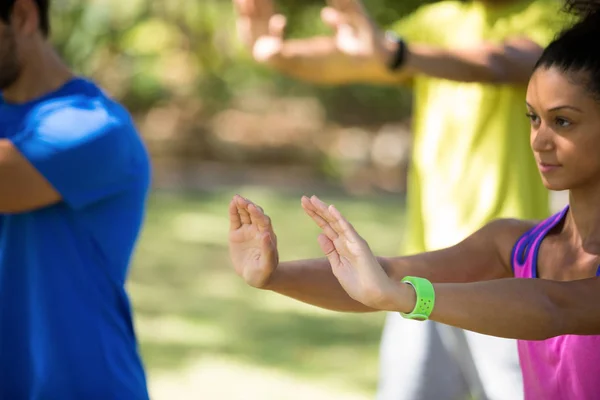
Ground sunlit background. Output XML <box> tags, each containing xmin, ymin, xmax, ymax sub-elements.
<box><xmin>50</xmin><ymin>1</ymin><xmax>566</xmax><ymax>398</ymax></box>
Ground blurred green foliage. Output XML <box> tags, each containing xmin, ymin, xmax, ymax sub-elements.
<box><xmin>49</xmin><ymin>0</ymin><xmax>434</xmax><ymax>124</ymax></box>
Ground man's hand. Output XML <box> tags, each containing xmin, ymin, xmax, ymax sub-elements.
<box><xmin>233</xmin><ymin>0</ymin><xmax>390</xmax><ymax>65</ymax></box>
<box><xmin>233</xmin><ymin>0</ymin><xmax>286</xmax><ymax>62</ymax></box>
<box><xmin>321</xmin><ymin>0</ymin><xmax>388</xmax><ymax>63</ymax></box>
<box><xmin>301</xmin><ymin>195</ymin><xmax>406</xmax><ymax>310</ymax></box>
<box><xmin>229</xmin><ymin>195</ymin><xmax>279</xmax><ymax>288</ymax></box>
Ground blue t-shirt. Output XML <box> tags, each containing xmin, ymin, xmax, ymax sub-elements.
<box><xmin>0</xmin><ymin>78</ymin><xmax>150</xmax><ymax>399</ymax></box>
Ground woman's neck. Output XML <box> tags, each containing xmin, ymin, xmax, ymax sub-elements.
<box><xmin>566</xmin><ymin>184</ymin><xmax>600</xmax><ymax>254</ymax></box>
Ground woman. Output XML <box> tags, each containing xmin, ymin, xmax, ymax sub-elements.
<box><xmin>228</xmin><ymin>1</ymin><xmax>600</xmax><ymax>398</ymax></box>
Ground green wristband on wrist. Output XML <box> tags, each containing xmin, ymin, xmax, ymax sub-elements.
<box><xmin>399</xmin><ymin>276</ymin><xmax>435</xmax><ymax>321</ymax></box>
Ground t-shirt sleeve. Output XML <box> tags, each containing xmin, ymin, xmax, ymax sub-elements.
<box><xmin>389</xmin><ymin>6</ymin><xmax>432</xmax><ymax>42</ymax></box>
<box><xmin>505</xmin><ymin>0</ymin><xmax>574</xmax><ymax>47</ymax></box>
<box><xmin>389</xmin><ymin>2</ymin><xmax>462</xmax><ymax>43</ymax></box>
<box><xmin>10</xmin><ymin>100</ymin><xmax>146</xmax><ymax>210</ymax></box>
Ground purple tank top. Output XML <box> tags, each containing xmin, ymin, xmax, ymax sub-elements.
<box><xmin>511</xmin><ymin>206</ymin><xmax>600</xmax><ymax>400</ymax></box>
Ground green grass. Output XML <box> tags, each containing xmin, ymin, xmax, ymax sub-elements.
<box><xmin>128</xmin><ymin>187</ymin><xmax>406</xmax><ymax>398</ymax></box>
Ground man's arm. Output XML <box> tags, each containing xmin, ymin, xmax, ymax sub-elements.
<box><xmin>402</xmin><ymin>38</ymin><xmax>544</xmax><ymax>84</ymax></box>
<box><xmin>0</xmin><ymin>139</ymin><xmax>61</xmax><ymax>213</ymax></box>
<box><xmin>236</xmin><ymin>0</ymin><xmax>544</xmax><ymax>85</ymax></box>
<box><xmin>269</xmin><ymin>37</ymin><xmax>543</xmax><ymax>85</ymax></box>
<box><xmin>262</xmin><ymin>215</ymin><xmax>530</xmax><ymax>312</ymax></box>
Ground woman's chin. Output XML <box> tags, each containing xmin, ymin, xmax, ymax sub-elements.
<box><xmin>541</xmin><ymin>178</ymin><xmax>569</xmax><ymax>192</ymax></box>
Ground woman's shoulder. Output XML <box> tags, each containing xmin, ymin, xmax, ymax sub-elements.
<box><xmin>473</xmin><ymin>218</ymin><xmax>539</xmax><ymax>273</ymax></box>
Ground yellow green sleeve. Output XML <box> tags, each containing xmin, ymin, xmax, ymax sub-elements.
<box><xmin>389</xmin><ymin>2</ymin><xmax>464</xmax><ymax>43</ymax></box>
<box><xmin>499</xmin><ymin>0</ymin><xmax>574</xmax><ymax>46</ymax></box>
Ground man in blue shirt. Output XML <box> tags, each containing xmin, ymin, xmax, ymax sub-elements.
<box><xmin>0</xmin><ymin>0</ymin><xmax>151</xmax><ymax>398</ymax></box>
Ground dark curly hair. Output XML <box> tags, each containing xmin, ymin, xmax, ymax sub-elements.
<box><xmin>534</xmin><ymin>0</ymin><xmax>600</xmax><ymax>100</ymax></box>
<box><xmin>562</xmin><ymin>0</ymin><xmax>600</xmax><ymax>15</ymax></box>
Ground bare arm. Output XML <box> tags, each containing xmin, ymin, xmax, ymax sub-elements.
<box><xmin>230</xmin><ymin>195</ymin><xmax>600</xmax><ymax>340</ymax></box>
<box><xmin>270</xmin><ymin>37</ymin><xmax>543</xmax><ymax>85</ymax></box>
<box><xmin>263</xmin><ymin>211</ymin><xmax>530</xmax><ymax>312</ymax></box>
<box><xmin>267</xmin><ymin>36</ymin><xmax>396</xmax><ymax>85</ymax></box>
<box><xmin>414</xmin><ymin>277</ymin><xmax>600</xmax><ymax>340</ymax></box>
<box><xmin>236</xmin><ymin>0</ymin><xmax>543</xmax><ymax>85</ymax></box>
<box><xmin>403</xmin><ymin>38</ymin><xmax>544</xmax><ymax>84</ymax></box>
<box><xmin>0</xmin><ymin>139</ymin><xmax>61</xmax><ymax>213</ymax></box>
<box><xmin>300</xmin><ymin>196</ymin><xmax>600</xmax><ymax>340</ymax></box>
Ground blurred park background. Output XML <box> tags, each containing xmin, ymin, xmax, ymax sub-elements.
<box><xmin>51</xmin><ymin>1</ymin><xmax>565</xmax><ymax>399</ymax></box>
<box><xmin>51</xmin><ymin>0</ymin><xmax>424</xmax><ymax>196</ymax></box>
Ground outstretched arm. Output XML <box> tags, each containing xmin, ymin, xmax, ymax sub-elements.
<box><xmin>234</xmin><ymin>0</ymin><xmax>405</xmax><ymax>85</ymax></box>
<box><xmin>403</xmin><ymin>38</ymin><xmax>543</xmax><ymax>84</ymax></box>
<box><xmin>306</xmin><ymin>196</ymin><xmax>600</xmax><ymax>340</ymax></box>
<box><xmin>267</xmin><ymin>38</ymin><xmax>542</xmax><ymax>85</ymax></box>
<box><xmin>228</xmin><ymin>195</ymin><xmax>529</xmax><ymax>312</ymax></box>
<box><xmin>234</xmin><ymin>0</ymin><xmax>543</xmax><ymax>85</ymax></box>
<box><xmin>426</xmin><ymin>278</ymin><xmax>600</xmax><ymax>340</ymax></box>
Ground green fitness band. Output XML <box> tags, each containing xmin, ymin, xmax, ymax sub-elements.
<box><xmin>399</xmin><ymin>276</ymin><xmax>435</xmax><ymax>321</ymax></box>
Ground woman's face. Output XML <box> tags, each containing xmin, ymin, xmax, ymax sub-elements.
<box><xmin>526</xmin><ymin>67</ymin><xmax>600</xmax><ymax>191</ymax></box>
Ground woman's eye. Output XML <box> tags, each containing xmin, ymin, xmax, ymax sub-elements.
<box><xmin>526</xmin><ymin>113</ymin><xmax>540</xmax><ymax>124</ymax></box>
<box><xmin>555</xmin><ymin>117</ymin><xmax>571</xmax><ymax>128</ymax></box>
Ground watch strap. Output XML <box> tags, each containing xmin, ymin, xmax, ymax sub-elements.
<box><xmin>399</xmin><ymin>276</ymin><xmax>435</xmax><ymax>321</ymax></box>
<box><xmin>385</xmin><ymin>31</ymin><xmax>408</xmax><ymax>71</ymax></box>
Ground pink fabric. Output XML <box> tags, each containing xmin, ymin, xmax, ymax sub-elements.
<box><xmin>511</xmin><ymin>207</ymin><xmax>600</xmax><ymax>400</ymax></box>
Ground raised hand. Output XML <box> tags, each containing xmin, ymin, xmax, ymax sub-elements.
<box><xmin>233</xmin><ymin>0</ymin><xmax>286</xmax><ymax>62</ymax></box>
<box><xmin>301</xmin><ymin>195</ymin><xmax>400</xmax><ymax>309</ymax></box>
<box><xmin>229</xmin><ymin>195</ymin><xmax>279</xmax><ymax>288</ymax></box>
<box><xmin>233</xmin><ymin>0</ymin><xmax>389</xmax><ymax>65</ymax></box>
<box><xmin>322</xmin><ymin>0</ymin><xmax>388</xmax><ymax>61</ymax></box>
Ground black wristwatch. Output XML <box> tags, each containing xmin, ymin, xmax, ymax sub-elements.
<box><xmin>385</xmin><ymin>31</ymin><xmax>408</xmax><ymax>71</ymax></box>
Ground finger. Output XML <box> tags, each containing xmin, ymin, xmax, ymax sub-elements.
<box><xmin>234</xmin><ymin>195</ymin><xmax>252</xmax><ymax>225</ymax></box>
<box><xmin>242</xmin><ymin>196</ymin><xmax>263</xmax><ymax>213</ymax></box>
<box><xmin>329</xmin><ymin>0</ymin><xmax>364</xmax><ymax>14</ymax></box>
<box><xmin>327</xmin><ymin>0</ymin><xmax>370</xmax><ymax>28</ymax></box>
<box><xmin>233</xmin><ymin>0</ymin><xmax>242</xmax><ymax>14</ymax></box>
<box><xmin>309</xmin><ymin>195</ymin><xmax>343</xmax><ymax>237</ymax></box>
<box><xmin>302</xmin><ymin>198</ymin><xmax>339</xmax><ymax>241</ymax></box>
<box><xmin>245</xmin><ymin>198</ymin><xmax>265</xmax><ymax>214</ymax></box>
<box><xmin>317</xmin><ymin>233</ymin><xmax>342</xmax><ymax>267</ymax></box>
<box><xmin>301</xmin><ymin>195</ymin><xmax>321</xmax><ymax>215</ymax></box>
<box><xmin>310</xmin><ymin>195</ymin><xmax>337</xmax><ymax>225</ymax></box>
<box><xmin>233</xmin><ymin>0</ymin><xmax>250</xmax><ymax>16</ymax></box>
<box><xmin>301</xmin><ymin>196</ymin><xmax>339</xmax><ymax>240</ymax></box>
<box><xmin>329</xmin><ymin>204</ymin><xmax>362</xmax><ymax>243</ymax></box>
<box><xmin>320</xmin><ymin>7</ymin><xmax>342</xmax><ymax>29</ymax></box>
<box><xmin>246</xmin><ymin>0</ymin><xmax>256</xmax><ymax>15</ymax></box>
<box><xmin>235</xmin><ymin>19</ymin><xmax>250</xmax><ymax>45</ymax></box>
<box><xmin>229</xmin><ymin>198</ymin><xmax>243</xmax><ymax>230</ymax></box>
<box><xmin>306</xmin><ymin>195</ymin><xmax>346</xmax><ymax>235</ymax></box>
<box><xmin>328</xmin><ymin>204</ymin><xmax>346</xmax><ymax>236</ymax></box>
<box><xmin>248</xmin><ymin>203</ymin><xmax>272</xmax><ymax>233</ymax></box>
<box><xmin>256</xmin><ymin>0</ymin><xmax>275</xmax><ymax>19</ymax></box>
<box><xmin>268</xmin><ymin>14</ymin><xmax>286</xmax><ymax>38</ymax></box>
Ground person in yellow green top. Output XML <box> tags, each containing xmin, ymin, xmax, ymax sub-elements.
<box><xmin>233</xmin><ymin>0</ymin><xmax>568</xmax><ymax>398</ymax></box>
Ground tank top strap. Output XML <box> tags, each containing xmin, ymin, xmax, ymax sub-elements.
<box><xmin>511</xmin><ymin>207</ymin><xmax>569</xmax><ymax>277</ymax></box>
